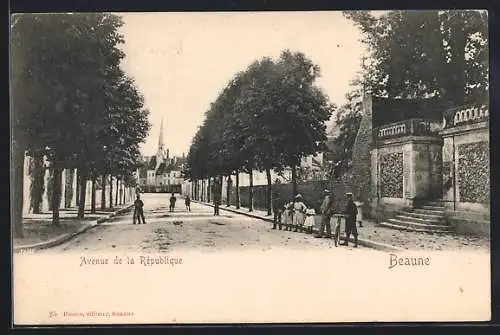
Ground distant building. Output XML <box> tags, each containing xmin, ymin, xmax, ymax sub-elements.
<box><xmin>137</xmin><ymin>118</ymin><xmax>186</xmax><ymax>193</ymax></box>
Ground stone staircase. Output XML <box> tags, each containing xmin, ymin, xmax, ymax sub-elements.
<box><xmin>379</xmin><ymin>200</ymin><xmax>453</xmax><ymax>233</ymax></box>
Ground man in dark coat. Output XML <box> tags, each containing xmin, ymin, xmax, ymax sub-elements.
<box><xmin>133</xmin><ymin>194</ymin><xmax>146</xmax><ymax>224</ymax></box>
<box><xmin>315</xmin><ymin>189</ymin><xmax>334</xmax><ymax>238</ymax></box>
<box><xmin>169</xmin><ymin>193</ymin><xmax>177</xmax><ymax>212</ymax></box>
<box><xmin>272</xmin><ymin>192</ymin><xmax>282</xmax><ymax>230</ymax></box>
<box><xmin>342</xmin><ymin>192</ymin><xmax>358</xmax><ymax>247</ymax></box>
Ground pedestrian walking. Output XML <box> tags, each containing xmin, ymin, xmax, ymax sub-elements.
<box><xmin>213</xmin><ymin>182</ymin><xmax>221</xmax><ymax>216</ymax></box>
<box><xmin>169</xmin><ymin>193</ymin><xmax>177</xmax><ymax>212</ymax></box>
<box><xmin>133</xmin><ymin>194</ymin><xmax>146</xmax><ymax>224</ymax></box>
<box><xmin>341</xmin><ymin>192</ymin><xmax>358</xmax><ymax>247</ymax></box>
<box><xmin>292</xmin><ymin>194</ymin><xmax>307</xmax><ymax>232</ymax></box>
<box><xmin>315</xmin><ymin>189</ymin><xmax>334</xmax><ymax>238</ymax></box>
<box><xmin>272</xmin><ymin>192</ymin><xmax>282</xmax><ymax>230</ymax></box>
<box><xmin>185</xmin><ymin>195</ymin><xmax>191</xmax><ymax>211</ymax></box>
<box><xmin>304</xmin><ymin>207</ymin><xmax>316</xmax><ymax>234</ymax></box>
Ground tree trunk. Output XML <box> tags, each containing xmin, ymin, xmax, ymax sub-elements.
<box><xmin>207</xmin><ymin>178</ymin><xmax>211</xmax><ymax>203</ymax></box>
<box><xmin>75</xmin><ymin>169</ymin><xmax>80</xmax><ymax>207</ymax></box>
<box><xmin>115</xmin><ymin>177</ymin><xmax>119</xmax><ymax>206</ymax></box>
<box><xmin>64</xmin><ymin>169</ymin><xmax>74</xmax><ymax>208</ymax></box>
<box><xmin>248</xmin><ymin>168</ymin><xmax>254</xmax><ymax>212</ymax></box>
<box><xmin>109</xmin><ymin>176</ymin><xmax>113</xmax><ymax>209</ymax></box>
<box><xmin>30</xmin><ymin>150</ymin><xmax>45</xmax><ymax>214</ymax></box>
<box><xmin>101</xmin><ymin>173</ymin><xmax>106</xmax><ymax>210</ymax></box>
<box><xmin>266</xmin><ymin>167</ymin><xmax>272</xmax><ymax>216</ymax></box>
<box><xmin>91</xmin><ymin>175</ymin><xmax>96</xmax><ymax>214</ymax></box>
<box><xmin>77</xmin><ymin>169</ymin><xmax>87</xmax><ymax>219</ymax></box>
<box><xmin>226</xmin><ymin>175</ymin><xmax>232</xmax><ymax>207</ymax></box>
<box><xmin>292</xmin><ymin>164</ymin><xmax>298</xmax><ymax>196</ymax></box>
<box><xmin>51</xmin><ymin>165</ymin><xmax>63</xmax><ymax>226</ymax></box>
<box><xmin>12</xmin><ymin>138</ymin><xmax>25</xmax><ymax>238</ymax></box>
<box><xmin>235</xmin><ymin>171</ymin><xmax>240</xmax><ymax>209</ymax></box>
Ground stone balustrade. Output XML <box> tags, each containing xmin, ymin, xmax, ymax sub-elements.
<box><xmin>373</xmin><ymin>118</ymin><xmax>441</xmax><ymax>141</ymax></box>
<box><xmin>443</xmin><ymin>104</ymin><xmax>489</xmax><ymax>129</ymax></box>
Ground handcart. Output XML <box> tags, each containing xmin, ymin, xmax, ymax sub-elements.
<box><xmin>330</xmin><ymin>213</ymin><xmax>348</xmax><ymax>247</ymax></box>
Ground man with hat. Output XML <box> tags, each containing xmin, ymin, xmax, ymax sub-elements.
<box><xmin>342</xmin><ymin>192</ymin><xmax>358</xmax><ymax>247</ymax></box>
<box><xmin>316</xmin><ymin>189</ymin><xmax>334</xmax><ymax>238</ymax></box>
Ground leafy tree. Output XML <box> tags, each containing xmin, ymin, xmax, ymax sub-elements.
<box><xmin>344</xmin><ymin>10</ymin><xmax>488</xmax><ymax>106</ymax></box>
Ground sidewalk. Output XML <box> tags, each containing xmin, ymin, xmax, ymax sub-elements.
<box><xmin>193</xmin><ymin>201</ymin><xmax>404</xmax><ymax>252</ymax></box>
<box><xmin>13</xmin><ymin>203</ymin><xmax>135</xmax><ymax>253</ymax></box>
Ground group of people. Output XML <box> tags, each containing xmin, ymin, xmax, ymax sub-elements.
<box><xmin>132</xmin><ymin>191</ymin><xmax>192</xmax><ymax>224</ymax></box>
<box><xmin>272</xmin><ymin>189</ymin><xmax>360</xmax><ymax>247</ymax></box>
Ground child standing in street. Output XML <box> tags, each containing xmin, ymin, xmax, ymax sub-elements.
<box><xmin>185</xmin><ymin>195</ymin><xmax>191</xmax><ymax>211</ymax></box>
<box><xmin>304</xmin><ymin>207</ymin><xmax>316</xmax><ymax>234</ymax></box>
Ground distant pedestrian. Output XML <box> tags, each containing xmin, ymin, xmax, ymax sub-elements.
<box><xmin>169</xmin><ymin>193</ymin><xmax>177</xmax><ymax>212</ymax></box>
<box><xmin>316</xmin><ymin>189</ymin><xmax>334</xmax><ymax>238</ymax></box>
<box><xmin>185</xmin><ymin>195</ymin><xmax>191</xmax><ymax>211</ymax></box>
<box><xmin>272</xmin><ymin>192</ymin><xmax>282</xmax><ymax>230</ymax></box>
<box><xmin>213</xmin><ymin>183</ymin><xmax>221</xmax><ymax>216</ymax></box>
<box><xmin>342</xmin><ymin>192</ymin><xmax>358</xmax><ymax>247</ymax></box>
<box><xmin>133</xmin><ymin>194</ymin><xmax>146</xmax><ymax>224</ymax></box>
<box><xmin>292</xmin><ymin>194</ymin><xmax>307</xmax><ymax>232</ymax></box>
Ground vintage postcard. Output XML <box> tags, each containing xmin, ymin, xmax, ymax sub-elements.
<box><xmin>11</xmin><ymin>10</ymin><xmax>490</xmax><ymax>325</ymax></box>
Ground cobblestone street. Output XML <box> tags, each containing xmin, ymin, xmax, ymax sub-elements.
<box><xmin>40</xmin><ymin>193</ymin><xmax>377</xmax><ymax>255</ymax></box>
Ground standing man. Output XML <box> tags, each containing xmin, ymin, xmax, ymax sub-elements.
<box><xmin>169</xmin><ymin>192</ymin><xmax>177</xmax><ymax>212</ymax></box>
<box><xmin>185</xmin><ymin>195</ymin><xmax>191</xmax><ymax>212</ymax></box>
<box><xmin>213</xmin><ymin>181</ymin><xmax>221</xmax><ymax>216</ymax></box>
<box><xmin>272</xmin><ymin>192</ymin><xmax>282</xmax><ymax>230</ymax></box>
<box><xmin>342</xmin><ymin>192</ymin><xmax>358</xmax><ymax>247</ymax></box>
<box><xmin>316</xmin><ymin>189</ymin><xmax>334</xmax><ymax>238</ymax></box>
<box><xmin>133</xmin><ymin>194</ymin><xmax>146</xmax><ymax>224</ymax></box>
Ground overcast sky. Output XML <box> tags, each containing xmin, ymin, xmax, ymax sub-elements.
<box><xmin>118</xmin><ymin>11</ymin><xmax>367</xmax><ymax>158</ymax></box>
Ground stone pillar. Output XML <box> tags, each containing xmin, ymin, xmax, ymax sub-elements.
<box><xmin>42</xmin><ymin>159</ymin><xmax>51</xmax><ymax>212</ymax></box>
<box><xmin>350</xmin><ymin>93</ymin><xmax>373</xmax><ymax>218</ymax></box>
<box><xmin>71</xmin><ymin>168</ymin><xmax>78</xmax><ymax>208</ymax></box>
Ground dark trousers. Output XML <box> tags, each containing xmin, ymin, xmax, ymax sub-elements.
<box><xmin>318</xmin><ymin>215</ymin><xmax>332</xmax><ymax>237</ymax></box>
<box><xmin>133</xmin><ymin>208</ymin><xmax>145</xmax><ymax>224</ymax></box>
<box><xmin>273</xmin><ymin>209</ymin><xmax>282</xmax><ymax>229</ymax></box>
<box><xmin>214</xmin><ymin>203</ymin><xmax>220</xmax><ymax>215</ymax></box>
<box><xmin>169</xmin><ymin>203</ymin><xmax>175</xmax><ymax>212</ymax></box>
<box><xmin>186</xmin><ymin>203</ymin><xmax>191</xmax><ymax>211</ymax></box>
<box><xmin>345</xmin><ymin>218</ymin><xmax>358</xmax><ymax>237</ymax></box>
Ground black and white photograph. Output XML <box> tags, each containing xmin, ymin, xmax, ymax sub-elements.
<box><xmin>11</xmin><ymin>10</ymin><xmax>490</xmax><ymax>324</ymax></box>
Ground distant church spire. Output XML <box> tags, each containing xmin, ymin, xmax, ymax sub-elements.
<box><xmin>158</xmin><ymin>117</ymin><xmax>164</xmax><ymax>153</ymax></box>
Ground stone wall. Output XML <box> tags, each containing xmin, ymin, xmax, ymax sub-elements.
<box><xmin>380</xmin><ymin>152</ymin><xmax>404</xmax><ymax>198</ymax></box>
<box><xmin>348</xmin><ymin>94</ymin><xmax>374</xmax><ymax>218</ymax></box>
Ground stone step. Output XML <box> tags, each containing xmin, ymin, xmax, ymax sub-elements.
<box><xmin>411</xmin><ymin>208</ymin><xmax>445</xmax><ymax>216</ymax></box>
<box><xmin>421</xmin><ymin>205</ymin><xmax>445</xmax><ymax>211</ymax></box>
<box><xmin>387</xmin><ymin>218</ymin><xmax>451</xmax><ymax>232</ymax></box>
<box><xmin>394</xmin><ymin>214</ymin><xmax>444</xmax><ymax>225</ymax></box>
<box><xmin>402</xmin><ymin>211</ymin><xmax>444</xmax><ymax>220</ymax></box>
<box><xmin>379</xmin><ymin>221</ymin><xmax>453</xmax><ymax>234</ymax></box>
<box><xmin>427</xmin><ymin>201</ymin><xmax>445</xmax><ymax>207</ymax></box>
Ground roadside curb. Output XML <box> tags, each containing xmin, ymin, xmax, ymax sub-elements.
<box><xmin>14</xmin><ymin>204</ymin><xmax>135</xmax><ymax>253</ymax></box>
<box><xmin>194</xmin><ymin>200</ymin><xmax>404</xmax><ymax>252</ymax></box>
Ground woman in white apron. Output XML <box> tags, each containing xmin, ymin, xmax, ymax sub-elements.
<box><xmin>292</xmin><ymin>194</ymin><xmax>307</xmax><ymax>232</ymax></box>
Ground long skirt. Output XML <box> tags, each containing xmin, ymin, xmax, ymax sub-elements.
<box><xmin>293</xmin><ymin>211</ymin><xmax>306</xmax><ymax>226</ymax></box>
<box><xmin>304</xmin><ymin>215</ymin><xmax>315</xmax><ymax>228</ymax></box>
